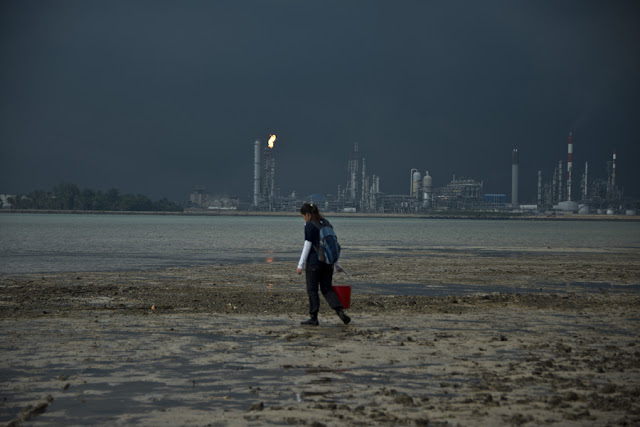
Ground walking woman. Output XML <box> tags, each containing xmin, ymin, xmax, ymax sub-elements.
<box><xmin>296</xmin><ymin>203</ymin><xmax>351</xmax><ymax>326</ymax></box>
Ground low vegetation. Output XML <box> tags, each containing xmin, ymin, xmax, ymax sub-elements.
<box><xmin>6</xmin><ymin>182</ymin><xmax>183</xmax><ymax>212</ymax></box>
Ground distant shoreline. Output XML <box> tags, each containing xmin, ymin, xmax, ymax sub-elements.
<box><xmin>1</xmin><ymin>208</ymin><xmax>639</xmax><ymax>221</ymax></box>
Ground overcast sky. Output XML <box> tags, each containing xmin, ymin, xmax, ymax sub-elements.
<box><xmin>1</xmin><ymin>1</ymin><xmax>638</xmax><ymax>203</ymax></box>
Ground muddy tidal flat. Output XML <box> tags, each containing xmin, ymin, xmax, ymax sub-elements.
<box><xmin>1</xmin><ymin>250</ymin><xmax>640</xmax><ymax>426</ymax></box>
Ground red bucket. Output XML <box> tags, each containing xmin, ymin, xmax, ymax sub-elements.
<box><xmin>333</xmin><ymin>285</ymin><xmax>351</xmax><ymax>309</ymax></box>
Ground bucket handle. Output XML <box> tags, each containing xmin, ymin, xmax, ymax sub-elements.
<box><xmin>339</xmin><ymin>268</ymin><xmax>354</xmax><ymax>285</ymax></box>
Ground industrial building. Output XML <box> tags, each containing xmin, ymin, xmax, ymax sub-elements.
<box><xmin>240</xmin><ymin>133</ymin><xmax>634</xmax><ymax>215</ymax></box>
<box><xmin>187</xmin><ymin>186</ymin><xmax>239</xmax><ymax>210</ymax></box>
<box><xmin>188</xmin><ymin>186</ymin><xmax>209</xmax><ymax>208</ymax></box>
<box><xmin>337</xmin><ymin>142</ymin><xmax>381</xmax><ymax>212</ymax></box>
<box><xmin>537</xmin><ymin>132</ymin><xmax>624</xmax><ymax>214</ymax></box>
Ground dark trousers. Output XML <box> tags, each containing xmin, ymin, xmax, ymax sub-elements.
<box><xmin>305</xmin><ymin>263</ymin><xmax>343</xmax><ymax>315</ymax></box>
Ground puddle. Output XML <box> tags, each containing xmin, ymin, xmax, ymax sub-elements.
<box><xmin>353</xmin><ymin>282</ymin><xmax>640</xmax><ymax>296</ymax></box>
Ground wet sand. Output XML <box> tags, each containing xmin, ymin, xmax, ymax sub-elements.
<box><xmin>1</xmin><ymin>250</ymin><xmax>640</xmax><ymax>426</ymax></box>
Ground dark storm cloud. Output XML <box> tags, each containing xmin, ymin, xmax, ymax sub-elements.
<box><xmin>1</xmin><ymin>0</ymin><xmax>638</xmax><ymax>202</ymax></box>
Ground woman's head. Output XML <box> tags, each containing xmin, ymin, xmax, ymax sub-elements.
<box><xmin>300</xmin><ymin>202</ymin><xmax>323</xmax><ymax>222</ymax></box>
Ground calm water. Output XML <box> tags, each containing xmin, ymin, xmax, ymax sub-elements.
<box><xmin>1</xmin><ymin>213</ymin><xmax>639</xmax><ymax>275</ymax></box>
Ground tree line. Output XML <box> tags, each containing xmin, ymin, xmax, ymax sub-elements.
<box><xmin>7</xmin><ymin>182</ymin><xmax>183</xmax><ymax>212</ymax></box>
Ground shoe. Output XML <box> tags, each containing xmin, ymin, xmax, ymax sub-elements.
<box><xmin>337</xmin><ymin>310</ymin><xmax>351</xmax><ymax>325</ymax></box>
<box><xmin>301</xmin><ymin>317</ymin><xmax>319</xmax><ymax>326</ymax></box>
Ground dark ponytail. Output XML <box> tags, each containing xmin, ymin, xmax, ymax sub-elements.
<box><xmin>300</xmin><ymin>202</ymin><xmax>324</xmax><ymax>222</ymax></box>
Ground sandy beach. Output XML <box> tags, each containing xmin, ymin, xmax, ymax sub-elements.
<box><xmin>2</xmin><ymin>250</ymin><xmax>640</xmax><ymax>426</ymax></box>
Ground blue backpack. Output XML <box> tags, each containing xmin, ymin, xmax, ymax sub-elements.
<box><xmin>312</xmin><ymin>221</ymin><xmax>341</xmax><ymax>264</ymax></box>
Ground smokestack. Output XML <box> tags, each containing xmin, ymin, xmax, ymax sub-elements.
<box><xmin>552</xmin><ymin>165</ymin><xmax>558</xmax><ymax>202</ymax></box>
<box><xmin>567</xmin><ymin>132</ymin><xmax>573</xmax><ymax>201</ymax></box>
<box><xmin>270</xmin><ymin>156</ymin><xmax>275</xmax><ymax>203</ymax></box>
<box><xmin>253</xmin><ymin>140</ymin><xmax>261</xmax><ymax>207</ymax></box>
<box><xmin>511</xmin><ymin>148</ymin><xmax>519</xmax><ymax>206</ymax></box>
<box><xmin>612</xmin><ymin>150</ymin><xmax>616</xmax><ymax>187</ymax></box>
<box><xmin>558</xmin><ymin>160</ymin><xmax>563</xmax><ymax>202</ymax></box>
<box><xmin>348</xmin><ymin>142</ymin><xmax>359</xmax><ymax>200</ymax></box>
<box><xmin>583</xmin><ymin>161</ymin><xmax>588</xmax><ymax>200</ymax></box>
<box><xmin>261</xmin><ymin>136</ymin><xmax>276</xmax><ymax>209</ymax></box>
<box><xmin>537</xmin><ymin>171</ymin><xmax>542</xmax><ymax>208</ymax></box>
<box><xmin>269</xmin><ymin>135</ymin><xmax>277</xmax><ymax>208</ymax></box>
<box><xmin>361</xmin><ymin>157</ymin><xmax>366</xmax><ymax>208</ymax></box>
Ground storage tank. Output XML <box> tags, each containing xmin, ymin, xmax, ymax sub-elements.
<box><xmin>412</xmin><ymin>170</ymin><xmax>421</xmax><ymax>199</ymax></box>
<box><xmin>578</xmin><ymin>204</ymin><xmax>590</xmax><ymax>215</ymax></box>
<box><xmin>558</xmin><ymin>201</ymin><xmax>579</xmax><ymax>212</ymax></box>
<box><xmin>422</xmin><ymin>171</ymin><xmax>433</xmax><ymax>207</ymax></box>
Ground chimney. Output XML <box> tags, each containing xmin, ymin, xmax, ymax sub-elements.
<box><xmin>511</xmin><ymin>148</ymin><xmax>519</xmax><ymax>206</ymax></box>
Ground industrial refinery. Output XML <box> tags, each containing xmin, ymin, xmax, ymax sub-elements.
<box><xmin>245</xmin><ymin>132</ymin><xmax>632</xmax><ymax>215</ymax></box>
<box><xmin>187</xmin><ymin>131</ymin><xmax>634</xmax><ymax>216</ymax></box>
<box><xmin>533</xmin><ymin>132</ymin><xmax>625</xmax><ymax>215</ymax></box>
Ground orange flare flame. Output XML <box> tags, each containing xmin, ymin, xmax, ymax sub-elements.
<box><xmin>268</xmin><ymin>134</ymin><xmax>276</xmax><ymax>148</ymax></box>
